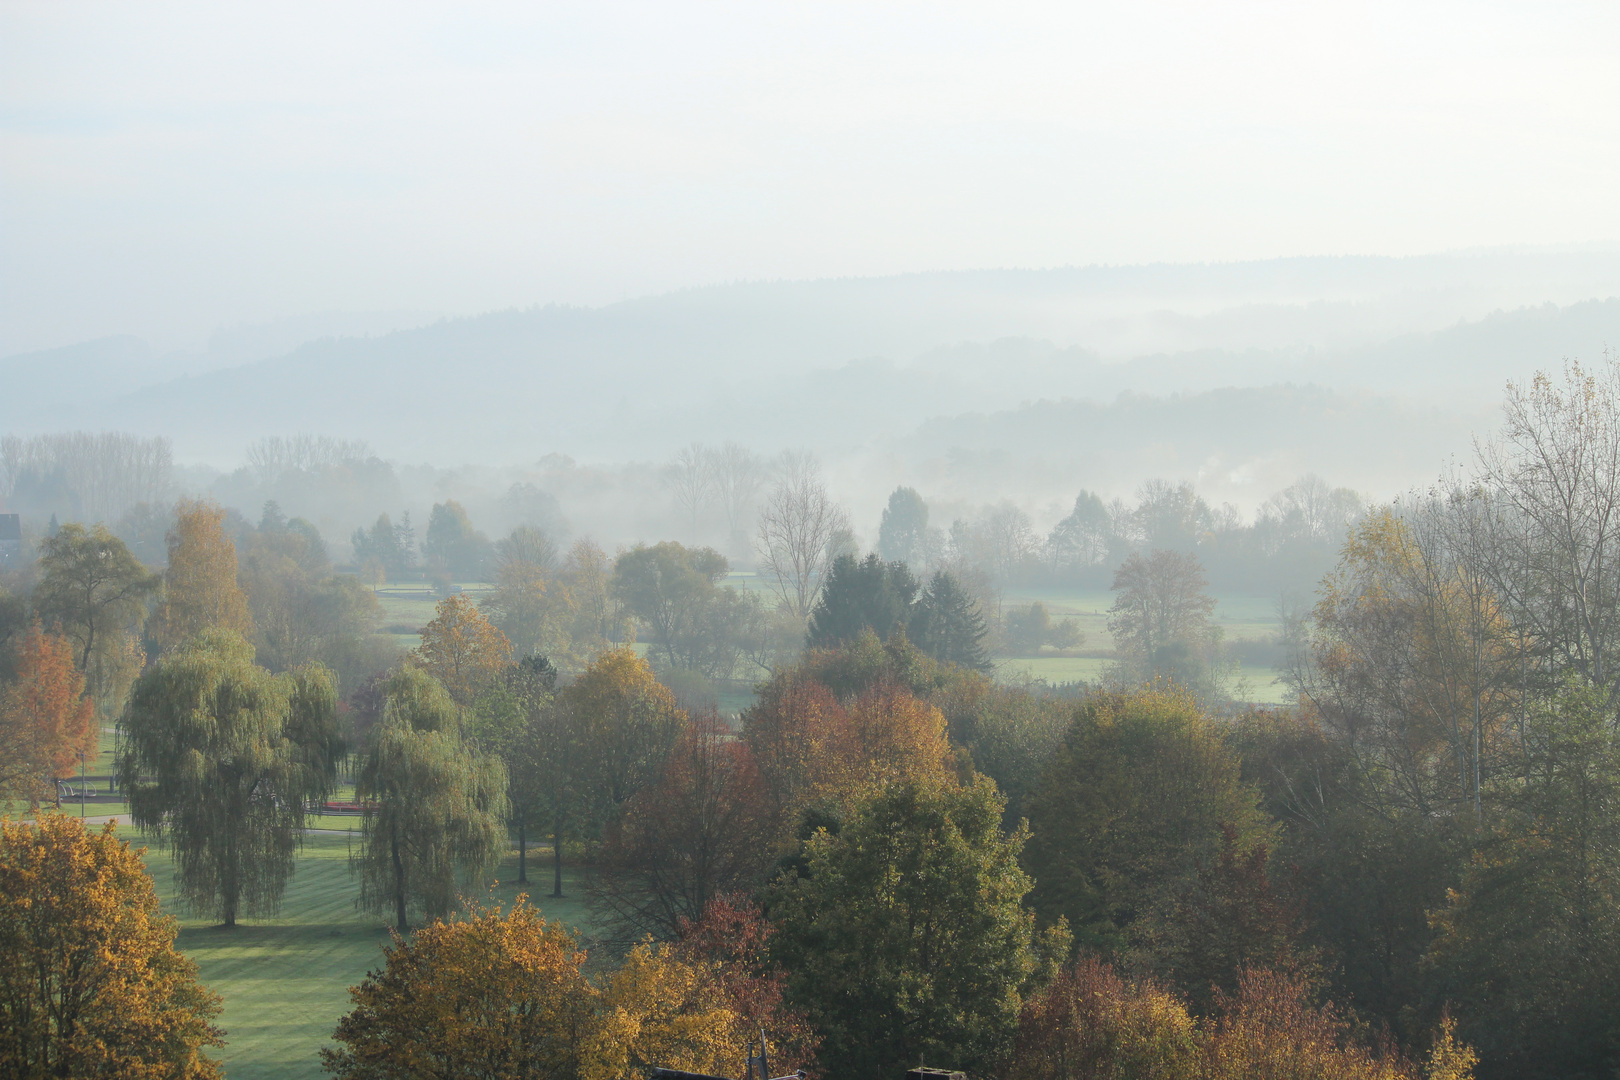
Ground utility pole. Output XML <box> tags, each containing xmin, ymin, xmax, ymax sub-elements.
<box><xmin>79</xmin><ymin>749</ymin><xmax>87</xmax><ymax>818</ymax></box>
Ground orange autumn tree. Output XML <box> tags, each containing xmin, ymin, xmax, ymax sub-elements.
<box><xmin>743</xmin><ymin>672</ymin><xmax>955</xmax><ymax>823</ymax></box>
<box><xmin>153</xmin><ymin>498</ymin><xmax>253</xmax><ymax>653</ymax></box>
<box><xmin>0</xmin><ymin>622</ymin><xmax>95</xmax><ymax>804</ymax></box>
<box><xmin>416</xmin><ymin>593</ymin><xmax>513</xmax><ymax>706</ymax></box>
<box><xmin>0</xmin><ymin>815</ymin><xmax>224</xmax><ymax>1078</ymax></box>
<box><xmin>324</xmin><ymin>899</ymin><xmax>751</xmax><ymax>1080</ymax></box>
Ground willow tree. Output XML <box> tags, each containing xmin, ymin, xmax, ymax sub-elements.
<box><xmin>356</xmin><ymin>667</ymin><xmax>508</xmax><ymax>932</ymax></box>
<box><xmin>118</xmin><ymin>630</ymin><xmax>342</xmax><ymax>927</ymax></box>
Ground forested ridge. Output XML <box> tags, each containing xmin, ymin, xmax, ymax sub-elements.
<box><xmin>4</xmin><ymin>361</ymin><xmax>1620</xmax><ymax>1079</ymax></box>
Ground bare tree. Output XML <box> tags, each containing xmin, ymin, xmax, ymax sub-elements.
<box><xmin>1473</xmin><ymin>357</ymin><xmax>1620</xmax><ymax>708</ymax></box>
<box><xmin>244</xmin><ymin>435</ymin><xmax>370</xmax><ymax>484</ymax></box>
<box><xmin>711</xmin><ymin>443</ymin><xmax>768</xmax><ymax>548</ymax></box>
<box><xmin>754</xmin><ymin>453</ymin><xmax>851</xmax><ymax>620</ymax></box>
<box><xmin>0</xmin><ymin>432</ymin><xmax>172</xmax><ymax>522</ymax></box>
<box><xmin>669</xmin><ymin>443</ymin><xmax>715</xmax><ymax>542</ymax></box>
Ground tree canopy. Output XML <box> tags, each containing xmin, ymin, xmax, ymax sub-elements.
<box><xmin>355</xmin><ymin>666</ymin><xmax>508</xmax><ymax>932</ymax></box>
<box><xmin>769</xmin><ymin>776</ymin><xmax>1067</xmax><ymax>1080</ymax></box>
<box><xmin>0</xmin><ymin>815</ymin><xmax>224</xmax><ymax>1078</ymax></box>
<box><xmin>118</xmin><ymin>630</ymin><xmax>342</xmax><ymax>926</ymax></box>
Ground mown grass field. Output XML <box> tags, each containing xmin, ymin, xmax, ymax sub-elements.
<box><xmin>128</xmin><ymin>829</ymin><xmax>597</xmax><ymax>1080</ymax></box>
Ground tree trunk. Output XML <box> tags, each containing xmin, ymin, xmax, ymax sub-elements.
<box><xmin>551</xmin><ymin>818</ymin><xmax>564</xmax><ymax>899</ymax></box>
<box><xmin>517</xmin><ymin>818</ymin><xmax>527</xmax><ymax>884</ymax></box>
<box><xmin>391</xmin><ymin>825</ymin><xmax>408</xmax><ymax>934</ymax></box>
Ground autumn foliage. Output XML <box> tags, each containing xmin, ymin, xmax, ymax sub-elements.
<box><xmin>595</xmin><ymin>716</ymin><xmax>778</xmax><ymax>937</ymax></box>
<box><xmin>1007</xmin><ymin>958</ymin><xmax>1464</xmax><ymax>1080</ymax></box>
<box><xmin>152</xmin><ymin>498</ymin><xmax>254</xmax><ymax>652</ymax></box>
<box><xmin>0</xmin><ymin>621</ymin><xmax>95</xmax><ymax>803</ymax></box>
<box><xmin>415</xmin><ymin>593</ymin><xmax>514</xmax><ymax>706</ymax></box>
<box><xmin>744</xmin><ymin>672</ymin><xmax>954</xmax><ymax>820</ymax></box>
<box><xmin>0</xmin><ymin>815</ymin><xmax>224</xmax><ymax>1079</ymax></box>
<box><xmin>324</xmin><ymin>898</ymin><xmax>771</xmax><ymax>1080</ymax></box>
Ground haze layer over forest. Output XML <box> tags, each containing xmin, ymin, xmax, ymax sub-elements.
<box><xmin>4</xmin><ymin>247</ymin><xmax>1618</xmax><ymax>541</ymax></box>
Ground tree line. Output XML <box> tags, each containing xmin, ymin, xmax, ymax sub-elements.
<box><xmin>7</xmin><ymin>360</ymin><xmax>1620</xmax><ymax>1078</ymax></box>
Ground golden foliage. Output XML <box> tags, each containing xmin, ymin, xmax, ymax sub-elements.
<box><xmin>324</xmin><ymin>902</ymin><xmax>592</xmax><ymax>1080</ymax></box>
<box><xmin>415</xmin><ymin>593</ymin><xmax>514</xmax><ymax>706</ymax></box>
<box><xmin>1005</xmin><ymin>954</ymin><xmax>1198</xmax><ymax>1080</ymax></box>
<box><xmin>324</xmin><ymin>899</ymin><xmax>750</xmax><ymax>1080</ymax></box>
<box><xmin>584</xmin><ymin>942</ymin><xmax>748</xmax><ymax>1080</ymax></box>
<box><xmin>0</xmin><ymin>815</ymin><xmax>224</xmax><ymax>1079</ymax></box>
<box><xmin>1006</xmin><ymin>959</ymin><xmax>1475</xmax><ymax>1080</ymax></box>
<box><xmin>153</xmin><ymin>498</ymin><xmax>253</xmax><ymax>652</ymax></box>
<box><xmin>0</xmin><ymin>622</ymin><xmax>95</xmax><ymax>802</ymax></box>
<box><xmin>744</xmin><ymin>675</ymin><xmax>955</xmax><ymax>820</ymax></box>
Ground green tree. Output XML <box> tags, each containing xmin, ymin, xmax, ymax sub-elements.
<box><xmin>1422</xmin><ymin>681</ymin><xmax>1620</xmax><ymax>1079</ymax></box>
<box><xmin>562</xmin><ymin>647</ymin><xmax>685</xmax><ymax>834</ymax></box>
<box><xmin>911</xmin><ymin>570</ymin><xmax>990</xmax><ymax>671</ymax></box>
<box><xmin>769</xmin><ymin>776</ymin><xmax>1067</xmax><ymax>1080</ymax></box>
<box><xmin>468</xmin><ymin>655</ymin><xmax>558</xmax><ymax>887</ymax></box>
<box><xmin>1106</xmin><ymin>549</ymin><xmax>1222</xmax><ymax>693</ymax></box>
<box><xmin>117</xmin><ymin>630</ymin><xmax>342</xmax><ymax>927</ymax></box>
<box><xmin>32</xmin><ymin>522</ymin><xmax>161</xmax><ymax>716</ymax></box>
<box><xmin>482</xmin><ymin>526</ymin><xmax>567</xmax><ymax>659</ymax></box>
<box><xmin>1023</xmin><ymin>687</ymin><xmax>1271</xmax><ymax>955</ymax></box>
<box><xmin>355</xmin><ymin>667</ymin><xmax>508</xmax><ymax>932</ymax></box>
<box><xmin>422</xmin><ymin>499</ymin><xmax>493</xmax><ymax>581</ymax></box>
<box><xmin>612</xmin><ymin>541</ymin><xmax>729</xmax><ymax>670</ymax></box>
<box><xmin>0</xmin><ymin>815</ymin><xmax>224</xmax><ymax>1079</ymax></box>
<box><xmin>878</xmin><ymin>485</ymin><xmax>931</xmax><ymax>567</ymax></box>
<box><xmin>1004</xmin><ymin>601</ymin><xmax>1084</xmax><ymax>656</ymax></box>
<box><xmin>806</xmin><ymin>552</ymin><xmax>919</xmax><ymax>649</ymax></box>
<box><xmin>350</xmin><ymin>512</ymin><xmax>416</xmax><ymax>580</ymax></box>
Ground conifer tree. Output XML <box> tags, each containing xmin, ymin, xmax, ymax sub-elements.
<box><xmin>910</xmin><ymin>570</ymin><xmax>990</xmax><ymax>671</ymax></box>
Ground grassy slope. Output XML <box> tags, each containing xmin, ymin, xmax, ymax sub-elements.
<box><xmin>135</xmin><ymin>831</ymin><xmax>596</xmax><ymax>1080</ymax></box>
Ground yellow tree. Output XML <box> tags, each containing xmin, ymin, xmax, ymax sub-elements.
<box><xmin>0</xmin><ymin>815</ymin><xmax>224</xmax><ymax>1078</ymax></box>
<box><xmin>153</xmin><ymin>498</ymin><xmax>253</xmax><ymax>653</ymax></box>
<box><xmin>323</xmin><ymin>902</ymin><xmax>594</xmax><ymax>1078</ymax></box>
<box><xmin>323</xmin><ymin>899</ymin><xmax>748</xmax><ymax>1080</ymax></box>
<box><xmin>0</xmin><ymin>622</ymin><xmax>95</xmax><ymax>805</ymax></box>
<box><xmin>1306</xmin><ymin>506</ymin><xmax>1517</xmax><ymax>818</ymax></box>
<box><xmin>416</xmin><ymin>593</ymin><xmax>513</xmax><ymax>707</ymax></box>
<box><xmin>562</xmin><ymin>647</ymin><xmax>684</xmax><ymax>823</ymax></box>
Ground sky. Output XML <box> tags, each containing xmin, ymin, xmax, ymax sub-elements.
<box><xmin>3</xmin><ymin>1</ymin><xmax>1619</xmax><ymax>356</ymax></box>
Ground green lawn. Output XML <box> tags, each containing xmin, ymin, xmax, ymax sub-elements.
<box><xmin>130</xmin><ymin>831</ymin><xmax>597</xmax><ymax>1080</ymax></box>
<box><xmin>992</xmin><ymin>656</ymin><xmax>1296</xmax><ymax>705</ymax></box>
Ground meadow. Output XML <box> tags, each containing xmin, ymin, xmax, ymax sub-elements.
<box><xmin>128</xmin><ymin>828</ymin><xmax>597</xmax><ymax>1080</ymax></box>
<box><xmin>356</xmin><ymin>573</ymin><xmax>1297</xmax><ymax>713</ymax></box>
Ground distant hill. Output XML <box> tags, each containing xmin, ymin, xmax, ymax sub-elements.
<box><xmin>0</xmin><ymin>253</ymin><xmax>1614</xmax><ymax>507</ymax></box>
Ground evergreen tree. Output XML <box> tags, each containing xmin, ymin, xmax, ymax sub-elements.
<box><xmin>806</xmin><ymin>553</ymin><xmax>919</xmax><ymax>649</ymax></box>
<box><xmin>910</xmin><ymin>570</ymin><xmax>990</xmax><ymax>671</ymax></box>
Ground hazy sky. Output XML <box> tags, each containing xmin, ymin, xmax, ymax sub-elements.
<box><xmin>4</xmin><ymin>1</ymin><xmax>1618</xmax><ymax>355</ymax></box>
